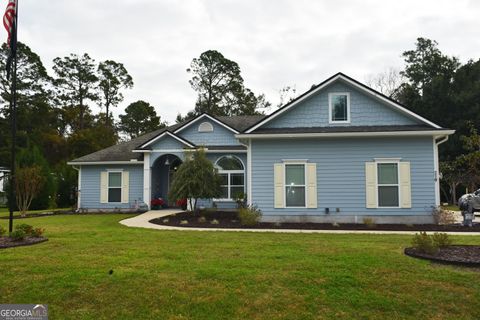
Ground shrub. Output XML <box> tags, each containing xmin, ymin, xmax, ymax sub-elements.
<box><xmin>180</xmin><ymin>220</ymin><xmax>188</xmax><ymax>225</ymax></box>
<box><xmin>210</xmin><ymin>219</ymin><xmax>219</xmax><ymax>225</ymax></box>
<box><xmin>198</xmin><ymin>216</ymin><xmax>207</xmax><ymax>223</ymax></box>
<box><xmin>432</xmin><ymin>232</ymin><xmax>452</xmax><ymax>247</ymax></box>
<box><xmin>0</xmin><ymin>226</ymin><xmax>6</xmax><ymax>237</ymax></box>
<box><xmin>234</xmin><ymin>192</ymin><xmax>247</xmax><ymax>209</ymax></box>
<box><xmin>412</xmin><ymin>232</ymin><xmax>438</xmax><ymax>254</ymax></box>
<box><xmin>431</xmin><ymin>206</ymin><xmax>456</xmax><ymax>225</ymax></box>
<box><xmin>10</xmin><ymin>229</ymin><xmax>26</xmax><ymax>241</ymax></box>
<box><xmin>362</xmin><ymin>217</ymin><xmax>376</xmax><ymax>228</ymax></box>
<box><xmin>31</xmin><ymin>228</ymin><xmax>45</xmax><ymax>238</ymax></box>
<box><xmin>238</xmin><ymin>205</ymin><xmax>262</xmax><ymax>226</ymax></box>
<box><xmin>15</xmin><ymin>224</ymin><xmax>33</xmax><ymax>235</ymax></box>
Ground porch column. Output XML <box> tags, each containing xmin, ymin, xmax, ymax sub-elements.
<box><xmin>143</xmin><ymin>153</ymin><xmax>151</xmax><ymax>209</ymax></box>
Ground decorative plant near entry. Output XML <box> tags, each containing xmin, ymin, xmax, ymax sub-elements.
<box><xmin>168</xmin><ymin>149</ymin><xmax>222</xmax><ymax>212</ymax></box>
<box><xmin>176</xmin><ymin>198</ymin><xmax>188</xmax><ymax>210</ymax></box>
<box><xmin>151</xmin><ymin>198</ymin><xmax>165</xmax><ymax>210</ymax></box>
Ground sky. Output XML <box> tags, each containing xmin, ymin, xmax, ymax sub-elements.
<box><xmin>17</xmin><ymin>0</ymin><xmax>480</xmax><ymax>124</ymax></box>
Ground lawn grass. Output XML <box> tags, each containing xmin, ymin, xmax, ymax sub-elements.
<box><xmin>441</xmin><ymin>204</ymin><xmax>460</xmax><ymax>211</ymax></box>
<box><xmin>0</xmin><ymin>206</ymin><xmax>71</xmax><ymax>218</ymax></box>
<box><xmin>1</xmin><ymin>214</ymin><xmax>479</xmax><ymax>319</ymax></box>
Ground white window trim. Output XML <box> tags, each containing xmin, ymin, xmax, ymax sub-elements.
<box><xmin>107</xmin><ymin>170</ymin><xmax>123</xmax><ymax>203</ymax></box>
<box><xmin>214</xmin><ymin>156</ymin><xmax>245</xmax><ymax>201</ymax></box>
<box><xmin>375</xmin><ymin>159</ymin><xmax>401</xmax><ymax>208</ymax></box>
<box><xmin>283</xmin><ymin>161</ymin><xmax>307</xmax><ymax>208</ymax></box>
<box><xmin>328</xmin><ymin>92</ymin><xmax>351</xmax><ymax>124</ymax></box>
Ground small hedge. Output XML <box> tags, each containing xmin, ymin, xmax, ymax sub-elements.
<box><xmin>411</xmin><ymin>232</ymin><xmax>452</xmax><ymax>254</ymax></box>
<box><xmin>238</xmin><ymin>205</ymin><xmax>262</xmax><ymax>226</ymax></box>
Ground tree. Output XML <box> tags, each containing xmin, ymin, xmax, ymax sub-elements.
<box><xmin>184</xmin><ymin>50</ymin><xmax>269</xmax><ymax>118</ymax></box>
<box><xmin>97</xmin><ymin>60</ymin><xmax>133</xmax><ymax>124</ymax></box>
<box><xmin>277</xmin><ymin>85</ymin><xmax>297</xmax><ymax>107</ymax></box>
<box><xmin>119</xmin><ymin>100</ymin><xmax>165</xmax><ymax>139</ymax></box>
<box><xmin>0</xmin><ymin>43</ymin><xmax>58</xmax><ymax>166</ymax></box>
<box><xmin>53</xmin><ymin>53</ymin><xmax>99</xmax><ymax>131</ymax></box>
<box><xmin>365</xmin><ymin>67</ymin><xmax>404</xmax><ymax>98</ymax></box>
<box><xmin>168</xmin><ymin>149</ymin><xmax>222</xmax><ymax>211</ymax></box>
<box><xmin>15</xmin><ymin>165</ymin><xmax>44</xmax><ymax>217</ymax></box>
<box><xmin>16</xmin><ymin>145</ymin><xmax>56</xmax><ymax>210</ymax></box>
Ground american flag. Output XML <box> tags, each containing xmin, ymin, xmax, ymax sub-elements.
<box><xmin>3</xmin><ymin>0</ymin><xmax>15</xmax><ymax>47</ymax></box>
<box><xmin>3</xmin><ymin>0</ymin><xmax>16</xmax><ymax>79</ymax></box>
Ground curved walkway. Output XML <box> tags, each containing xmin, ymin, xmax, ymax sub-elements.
<box><xmin>119</xmin><ymin>210</ymin><xmax>480</xmax><ymax>235</ymax></box>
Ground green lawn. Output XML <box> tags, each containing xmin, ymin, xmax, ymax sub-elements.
<box><xmin>1</xmin><ymin>214</ymin><xmax>479</xmax><ymax>319</ymax></box>
<box><xmin>0</xmin><ymin>206</ymin><xmax>71</xmax><ymax>218</ymax></box>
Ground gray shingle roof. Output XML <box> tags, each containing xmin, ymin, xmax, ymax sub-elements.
<box><xmin>69</xmin><ymin>115</ymin><xmax>262</xmax><ymax>163</ymax></box>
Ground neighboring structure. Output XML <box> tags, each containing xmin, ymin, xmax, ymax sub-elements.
<box><xmin>68</xmin><ymin>73</ymin><xmax>454</xmax><ymax>223</ymax></box>
<box><xmin>0</xmin><ymin>167</ymin><xmax>9</xmax><ymax>206</ymax></box>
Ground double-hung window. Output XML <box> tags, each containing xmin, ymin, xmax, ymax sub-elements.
<box><xmin>377</xmin><ymin>163</ymin><xmax>399</xmax><ymax>207</ymax></box>
<box><xmin>285</xmin><ymin>164</ymin><xmax>306</xmax><ymax>207</ymax></box>
<box><xmin>329</xmin><ymin>92</ymin><xmax>350</xmax><ymax>123</ymax></box>
<box><xmin>216</xmin><ymin>156</ymin><xmax>245</xmax><ymax>200</ymax></box>
<box><xmin>108</xmin><ymin>172</ymin><xmax>122</xmax><ymax>203</ymax></box>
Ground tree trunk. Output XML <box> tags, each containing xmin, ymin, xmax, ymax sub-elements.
<box><xmin>451</xmin><ymin>183</ymin><xmax>457</xmax><ymax>205</ymax></box>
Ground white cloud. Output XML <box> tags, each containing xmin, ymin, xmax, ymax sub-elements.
<box><xmin>16</xmin><ymin>0</ymin><xmax>480</xmax><ymax>123</ymax></box>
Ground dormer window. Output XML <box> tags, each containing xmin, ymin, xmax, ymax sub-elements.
<box><xmin>198</xmin><ymin>121</ymin><xmax>214</xmax><ymax>132</ymax></box>
<box><xmin>329</xmin><ymin>92</ymin><xmax>350</xmax><ymax>123</ymax></box>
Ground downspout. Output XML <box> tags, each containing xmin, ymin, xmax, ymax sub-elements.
<box><xmin>72</xmin><ymin>165</ymin><xmax>81</xmax><ymax>212</ymax></box>
<box><xmin>434</xmin><ymin>135</ymin><xmax>449</xmax><ymax>206</ymax></box>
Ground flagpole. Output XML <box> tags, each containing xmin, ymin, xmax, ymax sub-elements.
<box><xmin>8</xmin><ymin>0</ymin><xmax>18</xmax><ymax>234</ymax></box>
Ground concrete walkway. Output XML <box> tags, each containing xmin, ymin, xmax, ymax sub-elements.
<box><xmin>119</xmin><ymin>210</ymin><xmax>480</xmax><ymax>235</ymax></box>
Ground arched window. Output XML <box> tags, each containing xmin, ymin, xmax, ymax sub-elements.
<box><xmin>215</xmin><ymin>155</ymin><xmax>245</xmax><ymax>200</ymax></box>
<box><xmin>198</xmin><ymin>122</ymin><xmax>214</xmax><ymax>132</ymax></box>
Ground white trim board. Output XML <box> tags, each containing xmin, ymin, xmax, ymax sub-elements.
<box><xmin>67</xmin><ymin>161</ymin><xmax>144</xmax><ymax>165</ymax></box>
<box><xmin>138</xmin><ymin>131</ymin><xmax>195</xmax><ymax>149</ymax></box>
<box><xmin>236</xmin><ymin>130</ymin><xmax>455</xmax><ymax>139</ymax></box>
<box><xmin>174</xmin><ymin>114</ymin><xmax>239</xmax><ymax>134</ymax></box>
<box><xmin>245</xmin><ymin>73</ymin><xmax>442</xmax><ymax>133</ymax></box>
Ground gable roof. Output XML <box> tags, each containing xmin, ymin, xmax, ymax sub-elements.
<box><xmin>137</xmin><ymin>130</ymin><xmax>195</xmax><ymax>150</ymax></box>
<box><xmin>174</xmin><ymin>113</ymin><xmax>240</xmax><ymax>134</ymax></box>
<box><xmin>68</xmin><ymin>115</ymin><xmax>263</xmax><ymax>164</ymax></box>
<box><xmin>244</xmin><ymin>72</ymin><xmax>442</xmax><ymax>133</ymax></box>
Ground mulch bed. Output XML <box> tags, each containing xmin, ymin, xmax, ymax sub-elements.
<box><xmin>0</xmin><ymin>236</ymin><xmax>48</xmax><ymax>249</ymax></box>
<box><xmin>150</xmin><ymin>210</ymin><xmax>480</xmax><ymax>232</ymax></box>
<box><xmin>404</xmin><ymin>246</ymin><xmax>480</xmax><ymax>267</ymax></box>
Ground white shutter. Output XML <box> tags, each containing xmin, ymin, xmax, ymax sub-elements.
<box><xmin>365</xmin><ymin>162</ymin><xmax>377</xmax><ymax>208</ymax></box>
<box><xmin>274</xmin><ymin>164</ymin><xmax>284</xmax><ymax>208</ymax></box>
<box><xmin>121</xmin><ymin>171</ymin><xmax>129</xmax><ymax>204</ymax></box>
<box><xmin>100</xmin><ymin>171</ymin><xmax>108</xmax><ymax>203</ymax></box>
<box><xmin>306</xmin><ymin>163</ymin><xmax>317</xmax><ymax>208</ymax></box>
<box><xmin>399</xmin><ymin>162</ymin><xmax>411</xmax><ymax>208</ymax></box>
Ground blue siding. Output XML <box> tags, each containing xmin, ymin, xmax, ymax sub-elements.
<box><xmin>149</xmin><ymin>135</ymin><xmax>188</xmax><ymax>150</ymax></box>
<box><xmin>265</xmin><ymin>80</ymin><xmax>418</xmax><ymax>128</ymax></box>
<box><xmin>80</xmin><ymin>164</ymin><xmax>144</xmax><ymax>209</ymax></box>
<box><xmin>251</xmin><ymin>137</ymin><xmax>435</xmax><ymax>217</ymax></box>
<box><xmin>177</xmin><ymin>120</ymin><xmax>239</xmax><ymax>146</ymax></box>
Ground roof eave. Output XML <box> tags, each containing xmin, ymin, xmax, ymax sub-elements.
<box><xmin>236</xmin><ymin>129</ymin><xmax>455</xmax><ymax>139</ymax></box>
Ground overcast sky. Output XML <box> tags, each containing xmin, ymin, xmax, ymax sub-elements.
<box><xmin>17</xmin><ymin>0</ymin><xmax>480</xmax><ymax>123</ymax></box>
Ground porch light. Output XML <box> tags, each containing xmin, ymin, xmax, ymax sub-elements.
<box><xmin>164</xmin><ymin>158</ymin><xmax>170</xmax><ymax>166</ymax></box>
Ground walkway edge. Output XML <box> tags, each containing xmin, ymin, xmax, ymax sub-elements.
<box><xmin>119</xmin><ymin>210</ymin><xmax>480</xmax><ymax>235</ymax></box>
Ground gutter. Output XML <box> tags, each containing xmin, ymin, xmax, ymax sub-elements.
<box><xmin>236</xmin><ymin>130</ymin><xmax>455</xmax><ymax>139</ymax></box>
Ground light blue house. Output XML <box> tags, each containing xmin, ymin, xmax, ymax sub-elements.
<box><xmin>68</xmin><ymin>73</ymin><xmax>454</xmax><ymax>223</ymax></box>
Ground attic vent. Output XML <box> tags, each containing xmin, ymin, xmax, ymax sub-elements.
<box><xmin>198</xmin><ymin>122</ymin><xmax>214</xmax><ymax>132</ymax></box>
